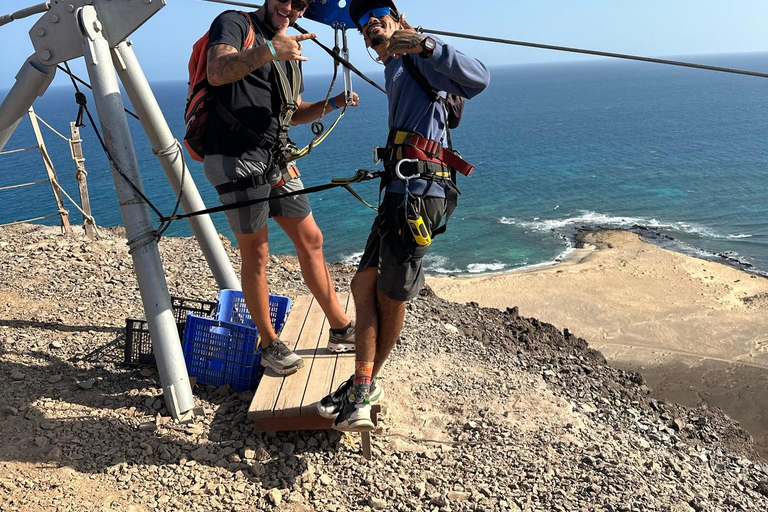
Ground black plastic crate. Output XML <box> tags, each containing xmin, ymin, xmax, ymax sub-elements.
<box><xmin>124</xmin><ymin>296</ymin><xmax>217</xmax><ymax>366</ymax></box>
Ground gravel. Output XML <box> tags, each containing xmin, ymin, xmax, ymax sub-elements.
<box><xmin>0</xmin><ymin>223</ymin><xmax>766</xmax><ymax>512</ymax></box>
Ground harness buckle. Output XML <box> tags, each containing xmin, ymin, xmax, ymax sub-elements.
<box><xmin>372</xmin><ymin>147</ymin><xmax>384</xmax><ymax>166</ymax></box>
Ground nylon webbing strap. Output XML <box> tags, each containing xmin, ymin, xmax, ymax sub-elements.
<box><xmin>163</xmin><ymin>170</ymin><xmax>383</xmax><ymax>222</ymax></box>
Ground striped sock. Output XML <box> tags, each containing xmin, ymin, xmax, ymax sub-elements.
<box><xmin>353</xmin><ymin>361</ymin><xmax>374</xmax><ymax>403</ymax></box>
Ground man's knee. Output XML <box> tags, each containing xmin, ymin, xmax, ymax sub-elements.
<box><xmin>352</xmin><ymin>268</ymin><xmax>378</xmax><ymax>302</ymax></box>
<box><xmin>377</xmin><ymin>290</ymin><xmax>406</xmax><ymax>315</ymax></box>
<box><xmin>293</xmin><ymin>221</ymin><xmax>324</xmax><ymax>254</ymax></box>
<box><xmin>238</xmin><ymin>236</ymin><xmax>270</xmax><ymax>270</ymax></box>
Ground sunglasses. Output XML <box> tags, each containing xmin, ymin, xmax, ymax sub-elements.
<box><xmin>358</xmin><ymin>7</ymin><xmax>392</xmax><ymax>28</ymax></box>
<box><xmin>275</xmin><ymin>0</ymin><xmax>309</xmax><ymax>12</ymax></box>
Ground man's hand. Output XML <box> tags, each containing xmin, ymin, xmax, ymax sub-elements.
<box><xmin>383</xmin><ymin>15</ymin><xmax>424</xmax><ymax>61</ymax></box>
<box><xmin>334</xmin><ymin>91</ymin><xmax>360</xmax><ymax>108</ymax></box>
<box><xmin>271</xmin><ymin>31</ymin><xmax>317</xmax><ymax>62</ymax></box>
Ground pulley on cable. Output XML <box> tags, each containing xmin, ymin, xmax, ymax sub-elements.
<box><xmin>284</xmin><ymin>0</ymin><xmax>358</xmax><ymax>163</ymax></box>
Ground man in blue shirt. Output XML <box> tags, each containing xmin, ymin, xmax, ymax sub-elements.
<box><xmin>317</xmin><ymin>0</ymin><xmax>490</xmax><ymax>431</ymax></box>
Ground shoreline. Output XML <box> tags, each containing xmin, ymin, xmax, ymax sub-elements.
<box><xmin>428</xmin><ymin>229</ymin><xmax>768</xmax><ymax>457</ymax></box>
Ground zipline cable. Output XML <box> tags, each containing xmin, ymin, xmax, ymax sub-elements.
<box><xmin>417</xmin><ymin>27</ymin><xmax>768</xmax><ymax>80</ymax></box>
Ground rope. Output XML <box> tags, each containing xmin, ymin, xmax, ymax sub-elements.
<box><xmin>417</xmin><ymin>27</ymin><xmax>768</xmax><ymax>80</ymax></box>
<box><xmin>49</xmin><ymin>179</ymin><xmax>100</xmax><ymax>235</ymax></box>
<box><xmin>0</xmin><ymin>179</ymin><xmax>50</xmax><ymax>192</ymax></box>
<box><xmin>62</xmin><ymin>62</ymin><xmax>167</xmax><ymax>249</ymax></box>
<box><xmin>34</xmin><ymin>115</ymin><xmax>70</xmax><ymax>142</ymax></box>
<box><xmin>0</xmin><ymin>212</ymin><xmax>60</xmax><ymax>227</ymax></box>
<box><xmin>152</xmin><ymin>140</ymin><xmax>188</xmax><ymax>237</ymax></box>
<box><xmin>0</xmin><ymin>146</ymin><xmax>39</xmax><ymax>156</ymax></box>
<box><xmin>56</xmin><ymin>65</ymin><xmax>141</xmax><ymax>120</ymax></box>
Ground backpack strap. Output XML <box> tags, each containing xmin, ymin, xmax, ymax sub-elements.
<box><xmin>402</xmin><ymin>54</ymin><xmax>440</xmax><ymax>103</ymax></box>
<box><xmin>249</xmin><ymin>18</ymin><xmax>301</xmax><ymax>155</ymax></box>
<box><xmin>402</xmin><ymin>54</ymin><xmax>454</xmax><ymax>148</ymax></box>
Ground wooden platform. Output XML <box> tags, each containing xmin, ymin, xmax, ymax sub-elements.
<box><xmin>248</xmin><ymin>293</ymin><xmax>379</xmax><ymax>433</ymax></box>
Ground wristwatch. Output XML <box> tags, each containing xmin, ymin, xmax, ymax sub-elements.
<box><xmin>420</xmin><ymin>37</ymin><xmax>436</xmax><ymax>59</ymax></box>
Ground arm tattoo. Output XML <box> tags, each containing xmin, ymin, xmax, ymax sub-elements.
<box><xmin>388</xmin><ymin>32</ymin><xmax>424</xmax><ymax>54</ymax></box>
<box><xmin>207</xmin><ymin>45</ymin><xmax>271</xmax><ymax>86</ymax></box>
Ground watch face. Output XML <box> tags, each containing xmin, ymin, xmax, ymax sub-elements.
<box><xmin>424</xmin><ymin>38</ymin><xmax>436</xmax><ymax>50</ymax></box>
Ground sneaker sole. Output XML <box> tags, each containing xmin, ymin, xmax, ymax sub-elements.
<box><xmin>332</xmin><ymin>418</ymin><xmax>375</xmax><ymax>433</ymax></box>
<box><xmin>261</xmin><ymin>358</ymin><xmax>305</xmax><ymax>376</ymax></box>
<box><xmin>326</xmin><ymin>342</ymin><xmax>355</xmax><ymax>353</ymax></box>
<box><xmin>316</xmin><ymin>387</ymin><xmax>384</xmax><ymax>419</ymax></box>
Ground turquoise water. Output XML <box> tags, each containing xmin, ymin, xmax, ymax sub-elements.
<box><xmin>2</xmin><ymin>53</ymin><xmax>768</xmax><ymax>276</ymax></box>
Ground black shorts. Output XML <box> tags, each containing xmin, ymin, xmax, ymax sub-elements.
<box><xmin>357</xmin><ymin>191</ymin><xmax>447</xmax><ymax>302</ymax></box>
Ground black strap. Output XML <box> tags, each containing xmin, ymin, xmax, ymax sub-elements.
<box><xmin>213</xmin><ymin>101</ymin><xmax>278</xmax><ymax>152</ymax></box>
<box><xmin>214</xmin><ymin>172</ymin><xmax>270</xmax><ymax>195</ymax></box>
<box><xmin>164</xmin><ymin>170</ymin><xmax>383</xmax><ymax>223</ymax></box>
<box><xmin>401</xmin><ymin>55</ymin><xmax>454</xmax><ymax>149</ymax></box>
<box><xmin>402</xmin><ymin>54</ymin><xmax>441</xmax><ymax>102</ymax></box>
<box><xmin>432</xmin><ymin>182</ymin><xmax>458</xmax><ymax>238</ymax></box>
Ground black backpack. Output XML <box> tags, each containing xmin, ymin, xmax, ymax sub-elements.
<box><xmin>402</xmin><ymin>54</ymin><xmax>465</xmax><ymax>130</ymax></box>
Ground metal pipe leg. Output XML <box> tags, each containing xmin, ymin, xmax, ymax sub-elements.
<box><xmin>0</xmin><ymin>55</ymin><xmax>55</xmax><ymax>152</ymax></box>
<box><xmin>112</xmin><ymin>40</ymin><xmax>240</xmax><ymax>290</ymax></box>
<box><xmin>78</xmin><ymin>6</ymin><xmax>194</xmax><ymax>420</ymax></box>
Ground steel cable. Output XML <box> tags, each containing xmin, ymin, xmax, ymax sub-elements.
<box><xmin>417</xmin><ymin>27</ymin><xmax>768</xmax><ymax>80</ymax></box>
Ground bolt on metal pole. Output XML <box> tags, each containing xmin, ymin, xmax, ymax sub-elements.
<box><xmin>112</xmin><ymin>40</ymin><xmax>240</xmax><ymax>290</ymax></box>
<box><xmin>78</xmin><ymin>5</ymin><xmax>194</xmax><ymax>420</ymax></box>
<box><xmin>0</xmin><ymin>55</ymin><xmax>56</xmax><ymax>153</ymax></box>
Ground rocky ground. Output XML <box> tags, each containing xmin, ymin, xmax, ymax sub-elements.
<box><xmin>1</xmin><ymin>223</ymin><xmax>768</xmax><ymax>511</ymax></box>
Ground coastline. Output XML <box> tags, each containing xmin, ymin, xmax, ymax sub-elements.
<box><xmin>428</xmin><ymin>229</ymin><xmax>768</xmax><ymax>456</ymax></box>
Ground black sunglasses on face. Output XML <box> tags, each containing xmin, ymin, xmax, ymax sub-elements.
<box><xmin>275</xmin><ymin>0</ymin><xmax>308</xmax><ymax>12</ymax></box>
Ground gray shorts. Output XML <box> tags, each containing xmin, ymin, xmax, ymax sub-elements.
<box><xmin>203</xmin><ymin>155</ymin><xmax>312</xmax><ymax>235</ymax></box>
<box><xmin>358</xmin><ymin>192</ymin><xmax>447</xmax><ymax>302</ymax></box>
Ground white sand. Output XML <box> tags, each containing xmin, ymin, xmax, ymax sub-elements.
<box><xmin>429</xmin><ymin>230</ymin><xmax>768</xmax><ymax>456</ymax></box>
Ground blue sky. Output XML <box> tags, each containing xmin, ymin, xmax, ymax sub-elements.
<box><xmin>1</xmin><ymin>0</ymin><xmax>767</xmax><ymax>90</ymax></box>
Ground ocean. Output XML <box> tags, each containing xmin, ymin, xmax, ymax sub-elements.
<box><xmin>2</xmin><ymin>52</ymin><xmax>768</xmax><ymax>276</ymax></box>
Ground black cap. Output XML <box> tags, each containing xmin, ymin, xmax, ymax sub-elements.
<box><xmin>348</xmin><ymin>0</ymin><xmax>399</xmax><ymax>29</ymax></box>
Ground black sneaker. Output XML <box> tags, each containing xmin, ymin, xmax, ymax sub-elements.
<box><xmin>328</xmin><ymin>321</ymin><xmax>355</xmax><ymax>353</ymax></box>
<box><xmin>332</xmin><ymin>383</ymin><xmax>374</xmax><ymax>432</ymax></box>
<box><xmin>316</xmin><ymin>375</ymin><xmax>383</xmax><ymax>419</ymax></box>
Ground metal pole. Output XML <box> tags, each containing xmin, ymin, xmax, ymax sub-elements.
<box><xmin>28</xmin><ymin>107</ymin><xmax>73</xmax><ymax>235</ymax></box>
<box><xmin>112</xmin><ymin>40</ymin><xmax>240</xmax><ymax>290</ymax></box>
<box><xmin>0</xmin><ymin>55</ymin><xmax>56</xmax><ymax>152</ymax></box>
<box><xmin>78</xmin><ymin>5</ymin><xmax>194</xmax><ymax>420</ymax></box>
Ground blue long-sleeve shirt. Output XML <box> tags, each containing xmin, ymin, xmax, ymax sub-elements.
<box><xmin>383</xmin><ymin>36</ymin><xmax>490</xmax><ymax>195</ymax></box>
<box><xmin>384</xmin><ymin>36</ymin><xmax>490</xmax><ymax>146</ymax></box>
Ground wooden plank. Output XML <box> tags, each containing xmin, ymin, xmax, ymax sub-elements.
<box><xmin>273</xmin><ymin>297</ymin><xmax>328</xmax><ymax>417</ymax></box>
<box><xmin>28</xmin><ymin>108</ymin><xmax>72</xmax><ymax>235</ymax></box>
<box><xmin>331</xmin><ymin>297</ymin><xmax>357</xmax><ymax>392</ymax></box>
<box><xmin>361</xmin><ymin>432</ymin><xmax>372</xmax><ymax>460</ymax></box>
<box><xmin>248</xmin><ymin>295</ymin><xmax>313</xmax><ymax>421</ymax></box>
<box><xmin>300</xmin><ymin>294</ymin><xmax>350</xmax><ymax>415</ymax></box>
<box><xmin>253</xmin><ymin>406</ymin><xmax>380</xmax><ymax>433</ymax></box>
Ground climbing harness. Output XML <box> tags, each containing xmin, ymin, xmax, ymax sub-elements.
<box><xmin>394</xmin><ymin>160</ymin><xmax>432</xmax><ymax>247</ymax></box>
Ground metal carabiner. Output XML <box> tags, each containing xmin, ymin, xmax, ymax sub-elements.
<box><xmin>395</xmin><ymin>159</ymin><xmax>420</xmax><ymax>182</ymax></box>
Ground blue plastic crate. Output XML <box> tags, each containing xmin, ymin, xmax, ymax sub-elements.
<box><xmin>215</xmin><ymin>289</ymin><xmax>291</xmax><ymax>334</ymax></box>
<box><xmin>182</xmin><ymin>315</ymin><xmax>263</xmax><ymax>392</ymax></box>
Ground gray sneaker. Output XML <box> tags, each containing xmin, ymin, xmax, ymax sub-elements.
<box><xmin>261</xmin><ymin>338</ymin><xmax>304</xmax><ymax>375</ymax></box>
<box><xmin>328</xmin><ymin>321</ymin><xmax>355</xmax><ymax>353</ymax></box>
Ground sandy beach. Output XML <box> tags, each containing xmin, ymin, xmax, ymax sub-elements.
<box><xmin>429</xmin><ymin>230</ymin><xmax>768</xmax><ymax>456</ymax></box>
